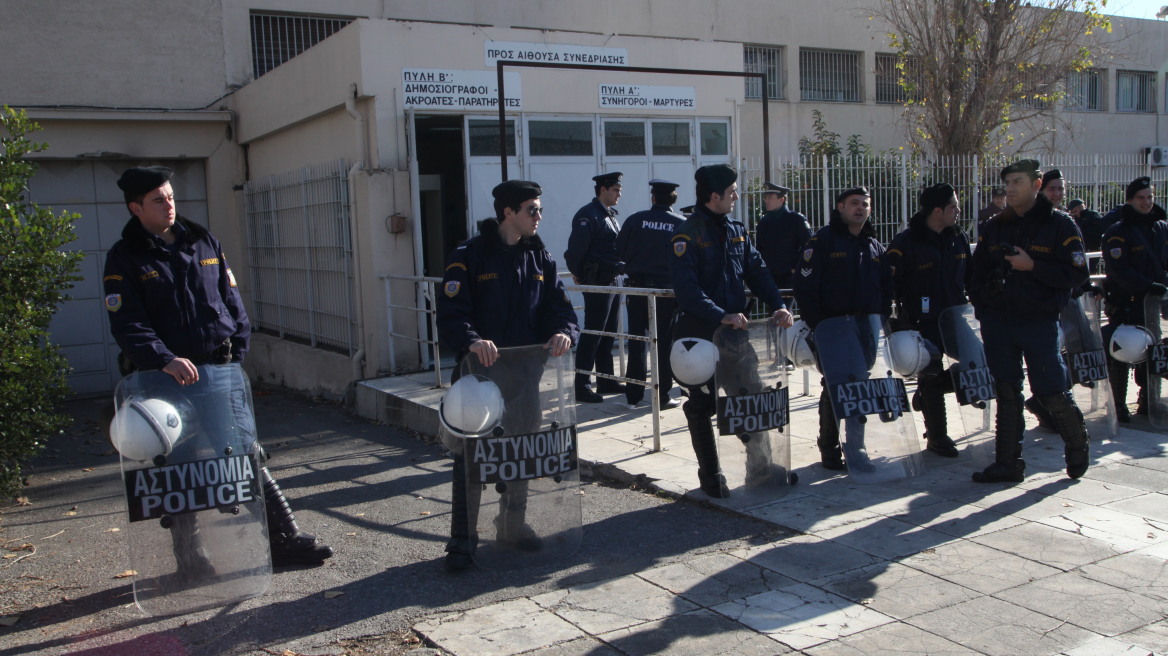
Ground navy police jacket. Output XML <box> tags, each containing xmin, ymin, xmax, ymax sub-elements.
<box><xmin>885</xmin><ymin>213</ymin><xmax>971</xmax><ymax>329</ymax></box>
<box><xmin>564</xmin><ymin>198</ymin><xmax>623</xmax><ymax>280</ymax></box>
<box><xmin>669</xmin><ymin>204</ymin><xmax>785</xmax><ymax>326</ymax></box>
<box><xmin>968</xmin><ymin>193</ymin><xmax>1089</xmax><ymax>322</ymax></box>
<box><xmin>793</xmin><ymin>212</ymin><xmax>891</xmax><ymax>329</ymax></box>
<box><xmin>103</xmin><ymin>215</ymin><xmax>250</xmax><ymax>371</ymax></box>
<box><xmin>437</xmin><ymin>218</ymin><xmax>580</xmax><ymax>354</ymax></box>
<box><xmin>1101</xmin><ymin>202</ymin><xmax>1168</xmax><ymax>324</ymax></box>
<box><xmin>755</xmin><ymin>206</ymin><xmax>812</xmax><ymax>289</ymax></box>
<box><xmin>616</xmin><ymin>203</ymin><xmax>684</xmax><ymax>287</ymax></box>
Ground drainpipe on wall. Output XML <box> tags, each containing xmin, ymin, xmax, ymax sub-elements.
<box><xmin>346</xmin><ymin>85</ymin><xmax>368</xmax><ymax>382</ymax></box>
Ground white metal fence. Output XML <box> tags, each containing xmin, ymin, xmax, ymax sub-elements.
<box><xmin>738</xmin><ymin>152</ymin><xmax>1157</xmax><ymax>244</ymax></box>
<box><xmin>243</xmin><ymin>159</ymin><xmax>358</xmax><ymax>356</ymax></box>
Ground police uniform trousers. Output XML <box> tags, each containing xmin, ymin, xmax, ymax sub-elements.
<box><xmin>446</xmin><ymin>358</ymin><xmax>542</xmax><ymax>557</ymax></box>
<box><xmin>814</xmin><ymin>328</ymin><xmax>878</xmax><ymax>467</ymax></box>
<box><xmin>575</xmin><ymin>288</ymin><xmax>621</xmax><ymax>390</ymax></box>
<box><xmin>624</xmin><ymin>284</ymin><xmax>677</xmax><ymax>404</ymax></box>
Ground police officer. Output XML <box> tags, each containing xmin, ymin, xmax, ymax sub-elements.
<box><xmin>886</xmin><ymin>183</ymin><xmax>971</xmax><ymax>458</ymax></box>
<box><xmin>616</xmin><ymin>179</ymin><xmax>685</xmax><ymax>409</ymax></box>
<box><xmin>794</xmin><ymin>186</ymin><xmax>891</xmax><ymax>471</ymax></box>
<box><xmin>1101</xmin><ymin>176</ymin><xmax>1168</xmax><ymax>421</ymax></box>
<box><xmin>977</xmin><ymin>187</ymin><xmax>1007</xmax><ymax>238</ymax></box>
<box><xmin>436</xmin><ymin>180</ymin><xmax>579</xmax><ymax>571</ymax></box>
<box><xmin>1041</xmin><ymin>168</ymin><xmax>1067</xmax><ymax>211</ymax></box>
<box><xmin>565</xmin><ymin>172</ymin><xmax>625</xmax><ymax>403</ymax></box>
<box><xmin>670</xmin><ymin>164</ymin><xmax>793</xmax><ymax>498</ymax></box>
<box><xmin>103</xmin><ymin>166</ymin><xmax>333</xmax><ymax>567</ymax></box>
<box><xmin>967</xmin><ymin>159</ymin><xmax>1091</xmax><ymax>483</ymax></box>
<box><xmin>755</xmin><ymin>183</ymin><xmax>812</xmax><ymax>294</ymax></box>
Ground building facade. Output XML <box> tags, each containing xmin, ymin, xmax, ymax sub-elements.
<box><xmin>4</xmin><ymin>0</ymin><xmax>1167</xmax><ymax>397</ymax></box>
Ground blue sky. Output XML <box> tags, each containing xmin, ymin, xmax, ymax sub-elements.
<box><xmin>1105</xmin><ymin>0</ymin><xmax>1167</xmax><ymax>19</ymax></box>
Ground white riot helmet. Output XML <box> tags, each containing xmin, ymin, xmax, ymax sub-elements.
<box><xmin>1110</xmin><ymin>325</ymin><xmax>1154</xmax><ymax>364</ymax></box>
<box><xmin>778</xmin><ymin>320</ymin><xmax>816</xmax><ymax>369</ymax></box>
<box><xmin>670</xmin><ymin>337</ymin><xmax>718</xmax><ymax>386</ymax></box>
<box><xmin>885</xmin><ymin>330</ymin><xmax>934</xmax><ymax>377</ymax></box>
<box><xmin>110</xmin><ymin>398</ymin><xmax>183</xmax><ymax>461</ymax></box>
<box><xmin>439</xmin><ymin>374</ymin><xmax>505</xmax><ymax>437</ymax></box>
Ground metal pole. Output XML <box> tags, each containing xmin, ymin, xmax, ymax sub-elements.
<box><xmin>647</xmin><ymin>293</ymin><xmax>662</xmax><ymax>452</ymax></box>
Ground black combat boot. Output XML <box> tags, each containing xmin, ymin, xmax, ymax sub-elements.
<box><xmin>575</xmin><ymin>374</ymin><xmax>603</xmax><ymax>404</ymax></box>
<box><xmin>1024</xmin><ymin>395</ymin><xmax>1056</xmax><ymax>432</ymax></box>
<box><xmin>919</xmin><ymin>373</ymin><xmax>958</xmax><ymax>457</ymax></box>
<box><xmin>1039</xmin><ymin>392</ymin><xmax>1091</xmax><ymax>479</ymax></box>
<box><xmin>1108</xmin><ymin>358</ymin><xmax>1132</xmax><ymax>422</ymax></box>
<box><xmin>171</xmin><ymin>512</ymin><xmax>216</xmax><ymax>581</ymax></box>
<box><xmin>817</xmin><ymin>387</ymin><xmax>845</xmax><ymax>470</ymax></box>
<box><xmin>973</xmin><ymin>382</ymin><xmax>1026</xmax><ymax>483</ymax></box>
<box><xmin>494</xmin><ymin>480</ymin><xmax>542</xmax><ymax>552</ymax></box>
<box><xmin>685</xmin><ymin>401</ymin><xmax>729</xmax><ymax>498</ymax></box>
<box><xmin>262</xmin><ymin>468</ymin><xmax>334</xmax><ymax>567</ymax></box>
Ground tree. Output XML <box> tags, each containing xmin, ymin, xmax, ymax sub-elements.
<box><xmin>0</xmin><ymin>107</ymin><xmax>83</xmax><ymax>498</ymax></box>
<box><xmin>867</xmin><ymin>0</ymin><xmax>1112</xmax><ymax>156</ymax></box>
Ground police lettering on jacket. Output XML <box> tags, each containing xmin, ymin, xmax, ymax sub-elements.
<box><xmin>755</xmin><ymin>205</ymin><xmax>812</xmax><ymax>289</ymax></box>
<box><xmin>793</xmin><ymin>213</ymin><xmax>891</xmax><ymax>329</ymax></box>
<box><xmin>968</xmin><ymin>193</ymin><xmax>1089</xmax><ymax>321</ymax></box>
<box><xmin>669</xmin><ymin>204</ymin><xmax>785</xmax><ymax>325</ymax></box>
<box><xmin>1101</xmin><ymin>202</ymin><xmax>1168</xmax><ymax>324</ymax></box>
<box><xmin>437</xmin><ymin>218</ymin><xmax>580</xmax><ymax>352</ymax></box>
<box><xmin>616</xmin><ymin>203</ymin><xmax>684</xmax><ymax>286</ymax></box>
<box><xmin>103</xmin><ymin>216</ymin><xmax>249</xmax><ymax>370</ymax></box>
<box><xmin>564</xmin><ymin>198</ymin><xmax>623</xmax><ymax>279</ymax></box>
<box><xmin>885</xmin><ymin>213</ymin><xmax>971</xmax><ymax>328</ymax></box>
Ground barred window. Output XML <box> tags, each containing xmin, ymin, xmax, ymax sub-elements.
<box><xmin>744</xmin><ymin>45</ymin><xmax>784</xmax><ymax>100</ymax></box>
<box><xmin>1013</xmin><ymin>65</ymin><xmax>1053</xmax><ymax>110</ymax></box>
<box><xmin>1117</xmin><ymin>70</ymin><xmax>1155</xmax><ymax>113</ymax></box>
<box><xmin>251</xmin><ymin>11</ymin><xmax>354</xmax><ymax>78</ymax></box>
<box><xmin>1065</xmin><ymin>68</ymin><xmax>1104</xmax><ymax>111</ymax></box>
<box><xmin>799</xmin><ymin>49</ymin><xmax>861</xmax><ymax>103</ymax></box>
<box><xmin>874</xmin><ymin>53</ymin><xmax>923</xmax><ymax>104</ymax></box>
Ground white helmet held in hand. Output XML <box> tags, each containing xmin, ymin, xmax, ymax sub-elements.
<box><xmin>110</xmin><ymin>398</ymin><xmax>183</xmax><ymax>461</ymax></box>
<box><xmin>778</xmin><ymin>320</ymin><xmax>816</xmax><ymax>369</ymax></box>
<box><xmin>885</xmin><ymin>330</ymin><xmax>934</xmax><ymax>377</ymax></box>
<box><xmin>670</xmin><ymin>337</ymin><xmax>718</xmax><ymax>386</ymax></box>
<box><xmin>439</xmin><ymin>374</ymin><xmax>505</xmax><ymax>437</ymax></box>
<box><xmin>1110</xmin><ymin>325</ymin><xmax>1154</xmax><ymax>364</ymax></box>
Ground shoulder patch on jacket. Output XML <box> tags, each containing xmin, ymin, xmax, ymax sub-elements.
<box><xmin>104</xmin><ymin>294</ymin><xmax>122</xmax><ymax>313</ymax></box>
<box><xmin>673</xmin><ymin>241</ymin><xmax>687</xmax><ymax>257</ymax></box>
<box><xmin>227</xmin><ymin>267</ymin><xmax>238</xmax><ymax>288</ymax></box>
<box><xmin>1062</xmin><ymin>235</ymin><xmax>1083</xmax><ymax>247</ymax></box>
<box><xmin>103</xmin><ymin>274</ymin><xmax>123</xmax><ymax>282</ymax></box>
<box><xmin>446</xmin><ymin>262</ymin><xmax>468</xmax><ymax>271</ymax></box>
<box><xmin>444</xmin><ymin>281</ymin><xmax>461</xmax><ymax>297</ymax></box>
<box><xmin>199</xmin><ymin>257</ymin><xmax>221</xmax><ymax>267</ymax></box>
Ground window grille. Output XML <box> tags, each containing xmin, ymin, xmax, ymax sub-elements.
<box><xmin>250</xmin><ymin>11</ymin><xmax>354</xmax><ymax>78</ymax></box>
<box><xmin>1117</xmin><ymin>70</ymin><xmax>1155</xmax><ymax>113</ymax></box>
<box><xmin>744</xmin><ymin>45</ymin><xmax>784</xmax><ymax>100</ymax></box>
<box><xmin>243</xmin><ymin>160</ymin><xmax>357</xmax><ymax>355</ymax></box>
<box><xmin>1065</xmin><ymin>69</ymin><xmax>1104</xmax><ymax>111</ymax></box>
<box><xmin>799</xmin><ymin>49</ymin><xmax>861</xmax><ymax>103</ymax></box>
<box><xmin>875</xmin><ymin>53</ymin><xmax>919</xmax><ymax>104</ymax></box>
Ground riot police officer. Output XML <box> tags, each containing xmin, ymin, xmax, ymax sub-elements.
<box><xmin>967</xmin><ymin>159</ymin><xmax>1091</xmax><ymax>483</ymax></box>
<box><xmin>670</xmin><ymin>164</ymin><xmax>793</xmax><ymax>498</ymax></box>
<box><xmin>103</xmin><ymin>166</ymin><xmax>333</xmax><ymax>567</ymax></box>
<box><xmin>755</xmin><ymin>182</ymin><xmax>812</xmax><ymax>295</ymax></box>
<box><xmin>1101</xmin><ymin>176</ymin><xmax>1168</xmax><ymax>421</ymax></box>
<box><xmin>886</xmin><ymin>183</ymin><xmax>971</xmax><ymax>458</ymax></box>
<box><xmin>616</xmin><ymin>179</ymin><xmax>685</xmax><ymax>408</ymax></box>
<box><xmin>436</xmin><ymin>179</ymin><xmax>579</xmax><ymax>570</ymax></box>
<box><xmin>793</xmin><ymin>186</ymin><xmax>892</xmax><ymax>471</ymax></box>
<box><xmin>565</xmin><ymin>172</ymin><xmax>625</xmax><ymax>403</ymax></box>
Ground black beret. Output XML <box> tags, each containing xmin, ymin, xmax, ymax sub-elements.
<box><xmin>695</xmin><ymin>164</ymin><xmax>737</xmax><ymax>192</ymax></box>
<box><xmin>919</xmin><ymin>183</ymin><xmax>956</xmax><ymax>212</ymax></box>
<box><xmin>678</xmin><ymin>205</ymin><xmax>695</xmax><ymax>215</ymax></box>
<box><xmin>492</xmin><ymin>180</ymin><xmax>542</xmax><ymax>207</ymax></box>
<box><xmin>648</xmin><ymin>178</ymin><xmax>679</xmax><ymax>191</ymax></box>
<box><xmin>117</xmin><ymin>166</ymin><xmax>174</xmax><ymax>197</ymax></box>
<box><xmin>1000</xmin><ymin>159</ymin><xmax>1041</xmax><ymax>180</ymax></box>
<box><xmin>991</xmin><ymin>186</ymin><xmax>1006</xmax><ymax>197</ymax></box>
<box><xmin>1066</xmin><ymin>198</ymin><xmax>1085</xmax><ymax>211</ymax></box>
<box><xmin>1041</xmin><ymin>168</ymin><xmax>1063</xmax><ymax>188</ymax></box>
<box><xmin>1126</xmin><ymin>176</ymin><xmax>1152</xmax><ymax>200</ymax></box>
<box><xmin>835</xmin><ymin>186</ymin><xmax>871</xmax><ymax>205</ymax></box>
<box><xmin>592</xmin><ymin>172</ymin><xmax>623</xmax><ymax>186</ymax></box>
<box><xmin>763</xmin><ymin>182</ymin><xmax>790</xmax><ymax>196</ymax></box>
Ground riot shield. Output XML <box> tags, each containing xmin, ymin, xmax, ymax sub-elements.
<box><xmin>1145</xmin><ymin>294</ymin><xmax>1168</xmax><ymax>429</ymax></box>
<box><xmin>449</xmin><ymin>345</ymin><xmax>581</xmax><ymax>570</ymax></box>
<box><xmin>713</xmin><ymin>320</ymin><xmax>795</xmax><ymax>499</ymax></box>
<box><xmin>937</xmin><ymin>304</ymin><xmax>995</xmax><ymax>465</ymax></box>
<box><xmin>1062</xmin><ymin>294</ymin><xmax>1118</xmax><ymax>438</ymax></box>
<box><xmin>815</xmin><ymin>315</ymin><xmax>923</xmax><ymax>483</ymax></box>
<box><xmin>111</xmin><ymin>364</ymin><xmax>271</xmax><ymax>616</ymax></box>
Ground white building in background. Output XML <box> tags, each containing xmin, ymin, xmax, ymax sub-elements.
<box><xmin>3</xmin><ymin>0</ymin><xmax>1166</xmax><ymax>398</ymax></box>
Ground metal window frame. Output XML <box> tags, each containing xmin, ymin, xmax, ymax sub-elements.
<box><xmin>799</xmin><ymin>48</ymin><xmax>862</xmax><ymax>103</ymax></box>
<box><xmin>249</xmin><ymin>11</ymin><xmax>354</xmax><ymax>78</ymax></box>
<box><xmin>1116</xmin><ymin>70</ymin><xmax>1156</xmax><ymax>113</ymax></box>
<box><xmin>744</xmin><ymin>44</ymin><xmax>785</xmax><ymax>101</ymax></box>
<box><xmin>1065</xmin><ymin>68</ymin><xmax>1104</xmax><ymax>112</ymax></box>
